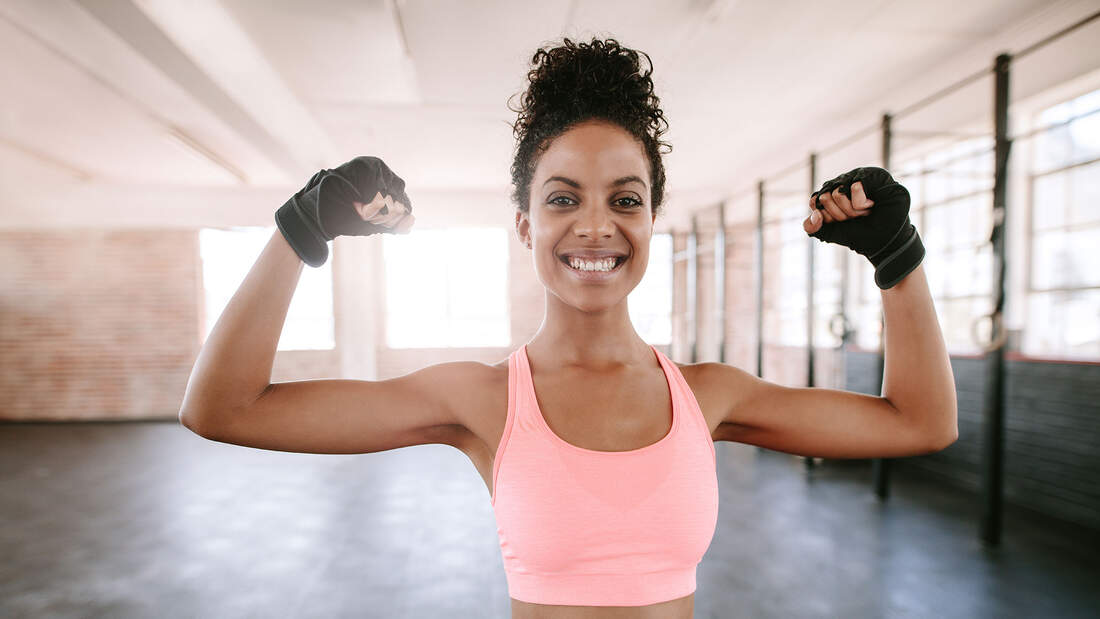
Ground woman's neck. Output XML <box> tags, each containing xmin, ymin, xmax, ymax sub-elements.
<box><xmin>527</xmin><ymin>295</ymin><xmax>652</xmax><ymax>371</ymax></box>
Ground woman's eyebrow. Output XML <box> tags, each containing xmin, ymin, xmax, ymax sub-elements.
<box><xmin>542</xmin><ymin>175</ymin><xmax>647</xmax><ymax>189</ymax></box>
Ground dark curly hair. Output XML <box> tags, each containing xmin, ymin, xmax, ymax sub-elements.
<box><xmin>508</xmin><ymin>37</ymin><xmax>672</xmax><ymax>218</ymax></box>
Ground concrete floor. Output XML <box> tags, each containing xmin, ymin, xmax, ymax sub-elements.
<box><xmin>1</xmin><ymin>421</ymin><xmax>1097</xmax><ymax>619</ymax></box>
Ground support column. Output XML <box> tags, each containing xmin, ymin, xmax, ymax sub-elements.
<box><xmin>981</xmin><ymin>53</ymin><xmax>1012</xmax><ymax>547</ymax></box>
<box><xmin>689</xmin><ymin>213</ymin><xmax>699</xmax><ymax>363</ymax></box>
<box><xmin>755</xmin><ymin>181</ymin><xmax>765</xmax><ymax>378</ymax></box>
<box><xmin>873</xmin><ymin>112</ymin><xmax>894</xmax><ymax>500</ymax></box>
<box><xmin>716</xmin><ymin>202</ymin><xmax>727</xmax><ymax>364</ymax></box>
<box><xmin>806</xmin><ymin>154</ymin><xmax>818</xmax><ymax>472</ymax></box>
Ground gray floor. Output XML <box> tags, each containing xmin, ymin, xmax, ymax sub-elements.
<box><xmin>1</xmin><ymin>422</ymin><xmax>1097</xmax><ymax>619</ymax></box>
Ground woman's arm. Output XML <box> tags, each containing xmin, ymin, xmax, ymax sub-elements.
<box><xmin>708</xmin><ymin>263</ymin><xmax>958</xmax><ymax>458</ymax></box>
<box><xmin>178</xmin><ymin>229</ymin><xmax>304</xmax><ymax>426</ymax></box>
<box><xmin>177</xmin><ymin>225</ymin><xmax>470</xmax><ymax>454</ymax></box>
<box><xmin>880</xmin><ymin>263</ymin><xmax>959</xmax><ymax>442</ymax></box>
<box><xmin>710</xmin><ymin>171</ymin><xmax>958</xmax><ymax>458</ymax></box>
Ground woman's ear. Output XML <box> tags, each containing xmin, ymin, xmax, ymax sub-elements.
<box><xmin>515</xmin><ymin>211</ymin><xmax>531</xmax><ymax>248</ymax></box>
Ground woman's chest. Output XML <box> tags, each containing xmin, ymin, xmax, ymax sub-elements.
<box><xmin>456</xmin><ymin>361</ymin><xmax>725</xmax><ymax>500</ymax></box>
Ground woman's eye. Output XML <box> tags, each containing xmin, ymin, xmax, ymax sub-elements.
<box><xmin>548</xmin><ymin>196</ymin><xmax>642</xmax><ymax>208</ymax></box>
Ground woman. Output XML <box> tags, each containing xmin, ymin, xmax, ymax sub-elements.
<box><xmin>180</xmin><ymin>37</ymin><xmax>957</xmax><ymax>618</ymax></box>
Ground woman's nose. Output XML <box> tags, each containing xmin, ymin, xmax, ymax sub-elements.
<box><xmin>574</xmin><ymin>206</ymin><xmax>614</xmax><ymax>238</ymax></box>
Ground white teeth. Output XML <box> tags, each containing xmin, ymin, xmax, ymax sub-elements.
<box><xmin>567</xmin><ymin>257</ymin><xmax>617</xmax><ymax>272</ymax></box>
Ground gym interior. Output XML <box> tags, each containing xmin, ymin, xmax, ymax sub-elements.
<box><xmin>2</xmin><ymin>1</ymin><xmax>1098</xmax><ymax>617</ymax></box>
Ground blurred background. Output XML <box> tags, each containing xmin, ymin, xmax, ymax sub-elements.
<box><xmin>2</xmin><ymin>0</ymin><xmax>1098</xmax><ymax>617</ymax></box>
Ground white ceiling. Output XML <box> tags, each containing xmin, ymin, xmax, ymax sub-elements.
<box><xmin>0</xmin><ymin>0</ymin><xmax>1096</xmax><ymax>232</ymax></box>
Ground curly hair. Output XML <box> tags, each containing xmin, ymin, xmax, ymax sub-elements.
<box><xmin>508</xmin><ymin>37</ymin><xmax>672</xmax><ymax>218</ymax></box>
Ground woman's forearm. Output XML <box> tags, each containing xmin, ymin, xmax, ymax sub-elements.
<box><xmin>880</xmin><ymin>263</ymin><xmax>959</xmax><ymax>443</ymax></box>
<box><xmin>179</xmin><ymin>229</ymin><xmax>305</xmax><ymax>426</ymax></box>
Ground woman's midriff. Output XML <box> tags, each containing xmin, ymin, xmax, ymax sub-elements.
<box><xmin>510</xmin><ymin>592</ymin><xmax>694</xmax><ymax>618</ymax></box>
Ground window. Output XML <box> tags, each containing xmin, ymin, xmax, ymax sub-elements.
<box><xmin>1024</xmin><ymin>87</ymin><xmax>1100</xmax><ymax>359</ymax></box>
<box><xmin>893</xmin><ymin>135</ymin><xmax>996</xmax><ymax>354</ymax></box>
<box><xmin>763</xmin><ymin>191</ymin><xmax>809</xmax><ymax>347</ymax></box>
<box><xmin>383</xmin><ymin>227</ymin><xmax>509</xmax><ymax>348</ymax></box>
<box><xmin>811</xmin><ymin>237</ymin><xmax>845</xmax><ymax>349</ymax></box>
<box><xmin>199</xmin><ymin>226</ymin><xmax>335</xmax><ymax>351</ymax></box>
<box><xmin>629</xmin><ymin>232</ymin><xmax>672</xmax><ymax>345</ymax></box>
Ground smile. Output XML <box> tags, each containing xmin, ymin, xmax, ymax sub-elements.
<box><xmin>559</xmin><ymin>255</ymin><xmax>628</xmax><ymax>280</ymax></box>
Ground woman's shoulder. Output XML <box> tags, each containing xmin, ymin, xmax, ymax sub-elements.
<box><xmin>445</xmin><ymin>356</ymin><xmax>509</xmax><ymax>416</ymax></box>
<box><xmin>666</xmin><ymin>359</ymin><xmax>754</xmax><ymax>434</ymax></box>
<box><xmin>671</xmin><ymin>360</ymin><xmax>709</xmax><ymax>398</ymax></box>
<box><xmin>674</xmin><ymin>359</ymin><xmax>754</xmax><ymax>395</ymax></box>
<box><xmin>432</xmin><ymin>357</ymin><xmax>509</xmax><ymax>457</ymax></box>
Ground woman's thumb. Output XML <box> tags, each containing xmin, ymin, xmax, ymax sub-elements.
<box><xmin>804</xmin><ymin>210</ymin><xmax>822</xmax><ymax>234</ymax></box>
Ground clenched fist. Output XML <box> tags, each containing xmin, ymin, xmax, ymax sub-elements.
<box><xmin>804</xmin><ymin>166</ymin><xmax>924</xmax><ymax>290</ymax></box>
<box><xmin>275</xmin><ymin>156</ymin><xmax>415</xmax><ymax>267</ymax></box>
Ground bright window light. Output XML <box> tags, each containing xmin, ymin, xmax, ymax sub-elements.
<box><xmin>199</xmin><ymin>226</ymin><xmax>335</xmax><ymax>351</ymax></box>
<box><xmin>629</xmin><ymin>233</ymin><xmax>672</xmax><ymax>345</ymax></box>
<box><xmin>1025</xmin><ymin>86</ymin><xmax>1100</xmax><ymax>359</ymax></box>
<box><xmin>383</xmin><ymin>227</ymin><xmax>509</xmax><ymax>348</ymax></box>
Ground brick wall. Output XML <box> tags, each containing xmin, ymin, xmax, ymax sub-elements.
<box><xmin>671</xmin><ymin>231</ymin><xmax>690</xmax><ymax>361</ymax></box>
<box><xmin>0</xmin><ymin>229</ymin><xmax>339</xmax><ymax>421</ymax></box>
<box><xmin>0</xmin><ymin>230</ymin><xmax>200</xmax><ymax>420</ymax></box>
<box><xmin>725</xmin><ymin>222</ymin><xmax>759</xmax><ymax>373</ymax></box>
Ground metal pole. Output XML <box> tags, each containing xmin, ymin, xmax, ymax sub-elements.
<box><xmin>806</xmin><ymin>154</ymin><xmax>817</xmax><ymax>472</ymax></box>
<box><xmin>716</xmin><ymin>202</ymin><xmax>727</xmax><ymax>364</ymax></box>
<box><xmin>755</xmin><ymin>181</ymin><xmax>765</xmax><ymax>378</ymax></box>
<box><xmin>689</xmin><ymin>214</ymin><xmax>699</xmax><ymax>364</ymax></box>
<box><xmin>873</xmin><ymin>112</ymin><xmax>893</xmax><ymax>500</ymax></box>
<box><xmin>807</xmin><ymin>154</ymin><xmax>817</xmax><ymax>387</ymax></box>
<box><xmin>981</xmin><ymin>53</ymin><xmax>1011</xmax><ymax>547</ymax></box>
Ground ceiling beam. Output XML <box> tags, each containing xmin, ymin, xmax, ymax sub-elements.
<box><xmin>75</xmin><ymin>0</ymin><xmax>337</xmax><ymax>180</ymax></box>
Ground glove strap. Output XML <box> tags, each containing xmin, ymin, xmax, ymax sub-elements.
<box><xmin>870</xmin><ymin>222</ymin><xmax>925</xmax><ymax>289</ymax></box>
<box><xmin>275</xmin><ymin>195</ymin><xmax>330</xmax><ymax>267</ymax></box>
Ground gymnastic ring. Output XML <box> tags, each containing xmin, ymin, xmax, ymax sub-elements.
<box><xmin>971</xmin><ymin>312</ymin><xmax>1008</xmax><ymax>353</ymax></box>
<box><xmin>829</xmin><ymin>312</ymin><xmax>853</xmax><ymax>340</ymax></box>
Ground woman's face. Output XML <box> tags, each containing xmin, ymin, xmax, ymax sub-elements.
<box><xmin>516</xmin><ymin>119</ymin><xmax>656</xmax><ymax>312</ymax></box>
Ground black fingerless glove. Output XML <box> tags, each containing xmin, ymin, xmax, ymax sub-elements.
<box><xmin>809</xmin><ymin>166</ymin><xmax>925</xmax><ymax>289</ymax></box>
<box><xmin>275</xmin><ymin>156</ymin><xmax>413</xmax><ymax>267</ymax></box>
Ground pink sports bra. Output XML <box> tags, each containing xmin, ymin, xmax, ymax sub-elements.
<box><xmin>490</xmin><ymin>344</ymin><xmax>719</xmax><ymax>607</ymax></box>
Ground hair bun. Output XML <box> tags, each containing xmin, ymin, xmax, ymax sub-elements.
<box><xmin>509</xmin><ymin>37</ymin><xmax>671</xmax><ymax>215</ymax></box>
<box><xmin>514</xmin><ymin>38</ymin><xmax>667</xmax><ymax>143</ymax></box>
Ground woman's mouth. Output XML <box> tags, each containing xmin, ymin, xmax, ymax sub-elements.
<box><xmin>558</xmin><ymin>255</ymin><xmax>628</xmax><ymax>281</ymax></box>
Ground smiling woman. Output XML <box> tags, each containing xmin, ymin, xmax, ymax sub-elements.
<box><xmin>177</xmin><ymin>31</ymin><xmax>706</xmax><ymax>615</ymax></box>
<box><xmin>491</xmin><ymin>38</ymin><xmax>713</xmax><ymax>619</ymax></box>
